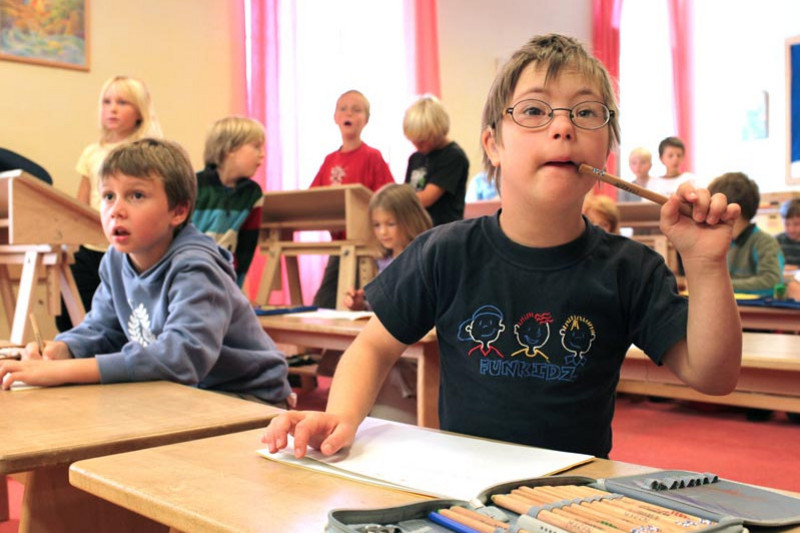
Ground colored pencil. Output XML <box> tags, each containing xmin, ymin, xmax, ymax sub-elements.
<box><xmin>578</xmin><ymin>164</ymin><xmax>693</xmax><ymax>217</ymax></box>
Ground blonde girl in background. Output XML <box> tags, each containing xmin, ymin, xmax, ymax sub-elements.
<box><xmin>582</xmin><ymin>193</ymin><xmax>620</xmax><ymax>234</ymax></box>
<box><xmin>57</xmin><ymin>75</ymin><xmax>162</xmax><ymax>331</ymax></box>
<box><xmin>344</xmin><ymin>183</ymin><xmax>432</xmax><ymax>310</ymax></box>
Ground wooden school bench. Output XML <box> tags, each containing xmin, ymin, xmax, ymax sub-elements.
<box><xmin>0</xmin><ymin>381</ymin><xmax>282</xmax><ymax>533</ymax></box>
<box><xmin>68</xmin><ymin>427</ymin><xmax>800</xmax><ymax>533</ymax></box>
<box><xmin>255</xmin><ymin>184</ymin><xmax>379</xmax><ymax>310</ymax></box>
<box><xmin>618</xmin><ymin>331</ymin><xmax>800</xmax><ymax>413</ymax></box>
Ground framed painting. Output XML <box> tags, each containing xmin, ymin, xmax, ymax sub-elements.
<box><xmin>786</xmin><ymin>35</ymin><xmax>800</xmax><ymax>184</ymax></box>
<box><xmin>0</xmin><ymin>0</ymin><xmax>89</xmax><ymax>71</ymax></box>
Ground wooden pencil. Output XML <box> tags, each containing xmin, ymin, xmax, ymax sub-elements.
<box><xmin>29</xmin><ymin>312</ymin><xmax>44</xmax><ymax>353</ymax></box>
<box><xmin>448</xmin><ymin>506</ymin><xmax>510</xmax><ymax>529</ymax></box>
<box><xmin>438</xmin><ymin>509</ymin><xmax>497</xmax><ymax>533</ymax></box>
<box><xmin>578</xmin><ymin>164</ymin><xmax>693</xmax><ymax>217</ymax></box>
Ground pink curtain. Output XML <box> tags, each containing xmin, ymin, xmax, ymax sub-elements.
<box><xmin>414</xmin><ymin>0</ymin><xmax>441</xmax><ymax>96</ymax></box>
<box><xmin>243</xmin><ymin>0</ymin><xmax>289</xmax><ymax>304</ymax></box>
<box><xmin>242</xmin><ymin>0</ymin><xmax>435</xmax><ymax>305</ymax></box>
<box><xmin>592</xmin><ymin>0</ymin><xmax>622</xmax><ymax>198</ymax></box>
<box><xmin>667</xmin><ymin>0</ymin><xmax>694</xmax><ymax>172</ymax></box>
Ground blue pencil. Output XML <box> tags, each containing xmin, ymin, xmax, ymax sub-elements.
<box><xmin>427</xmin><ymin>511</ymin><xmax>483</xmax><ymax>533</ymax></box>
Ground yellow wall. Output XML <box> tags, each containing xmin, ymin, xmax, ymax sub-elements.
<box><xmin>0</xmin><ymin>0</ymin><xmax>246</xmax><ymax>200</ymax></box>
<box><xmin>0</xmin><ymin>0</ymin><xmax>246</xmax><ymax>338</ymax></box>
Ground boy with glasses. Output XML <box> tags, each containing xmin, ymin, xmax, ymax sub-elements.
<box><xmin>263</xmin><ymin>34</ymin><xmax>742</xmax><ymax>458</ymax></box>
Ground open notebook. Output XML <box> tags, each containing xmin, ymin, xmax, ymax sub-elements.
<box><xmin>258</xmin><ymin>418</ymin><xmax>592</xmax><ymax>501</ymax></box>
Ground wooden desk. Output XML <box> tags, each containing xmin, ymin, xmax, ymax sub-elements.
<box><xmin>619</xmin><ymin>332</ymin><xmax>800</xmax><ymax>412</ymax></box>
<box><xmin>0</xmin><ymin>171</ymin><xmax>105</xmax><ymax>343</ymax></box>
<box><xmin>260</xmin><ymin>313</ymin><xmax>440</xmax><ymax>428</ymax></box>
<box><xmin>738</xmin><ymin>304</ymin><xmax>800</xmax><ymax>333</ymax></box>
<box><xmin>1</xmin><ymin>381</ymin><xmax>282</xmax><ymax>533</ymax></box>
<box><xmin>256</xmin><ymin>185</ymin><xmax>378</xmax><ymax>309</ymax></box>
<box><xmin>69</xmin><ymin>428</ymin><xmax>800</xmax><ymax>533</ymax></box>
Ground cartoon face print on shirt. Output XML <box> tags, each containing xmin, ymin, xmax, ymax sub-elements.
<box><xmin>559</xmin><ymin>315</ymin><xmax>596</xmax><ymax>366</ymax></box>
<box><xmin>457</xmin><ymin>304</ymin><xmax>506</xmax><ymax>358</ymax></box>
<box><xmin>511</xmin><ymin>312</ymin><xmax>552</xmax><ymax>361</ymax></box>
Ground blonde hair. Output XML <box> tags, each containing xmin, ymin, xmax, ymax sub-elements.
<box><xmin>203</xmin><ymin>116</ymin><xmax>265</xmax><ymax>167</ymax></box>
<box><xmin>101</xmin><ymin>138</ymin><xmax>197</xmax><ymax>230</ymax></box>
<box><xmin>628</xmin><ymin>147</ymin><xmax>651</xmax><ymax>163</ymax></box>
<box><xmin>369</xmin><ymin>184</ymin><xmax>432</xmax><ymax>256</ymax></box>
<box><xmin>403</xmin><ymin>95</ymin><xmax>450</xmax><ymax>145</ymax></box>
<box><xmin>481</xmin><ymin>34</ymin><xmax>620</xmax><ymax>185</ymax></box>
<box><xmin>582</xmin><ymin>194</ymin><xmax>620</xmax><ymax>234</ymax></box>
<box><xmin>98</xmin><ymin>75</ymin><xmax>162</xmax><ymax>144</ymax></box>
<box><xmin>336</xmin><ymin>90</ymin><xmax>370</xmax><ymax>119</ymax></box>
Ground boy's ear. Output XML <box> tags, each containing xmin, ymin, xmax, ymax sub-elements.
<box><xmin>169</xmin><ymin>202</ymin><xmax>190</xmax><ymax>228</ymax></box>
<box><xmin>482</xmin><ymin>128</ymin><xmax>501</xmax><ymax>167</ymax></box>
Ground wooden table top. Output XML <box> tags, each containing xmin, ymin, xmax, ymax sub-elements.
<box><xmin>70</xmin><ymin>428</ymin><xmax>675</xmax><ymax>533</ymax></box>
<box><xmin>626</xmin><ymin>331</ymin><xmax>800</xmax><ymax>370</ymax></box>
<box><xmin>259</xmin><ymin>313</ymin><xmax>437</xmax><ymax>344</ymax></box>
<box><xmin>1</xmin><ymin>381</ymin><xmax>283</xmax><ymax>474</ymax></box>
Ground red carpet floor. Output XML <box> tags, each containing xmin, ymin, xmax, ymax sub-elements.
<box><xmin>610</xmin><ymin>395</ymin><xmax>800</xmax><ymax>492</ymax></box>
<box><xmin>3</xmin><ymin>385</ymin><xmax>798</xmax><ymax>531</ymax></box>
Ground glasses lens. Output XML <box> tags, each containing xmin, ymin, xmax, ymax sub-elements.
<box><xmin>512</xmin><ymin>99</ymin><xmax>551</xmax><ymax>128</ymax></box>
<box><xmin>572</xmin><ymin>102</ymin><xmax>610</xmax><ymax>129</ymax></box>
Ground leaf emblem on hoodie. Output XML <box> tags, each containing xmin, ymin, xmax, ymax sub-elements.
<box><xmin>128</xmin><ymin>303</ymin><xmax>156</xmax><ymax>346</ymax></box>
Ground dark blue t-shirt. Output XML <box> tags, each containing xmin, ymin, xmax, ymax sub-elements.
<box><xmin>365</xmin><ymin>214</ymin><xmax>687</xmax><ymax>457</ymax></box>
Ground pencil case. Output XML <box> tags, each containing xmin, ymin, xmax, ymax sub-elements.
<box><xmin>327</xmin><ymin>470</ymin><xmax>800</xmax><ymax>533</ymax></box>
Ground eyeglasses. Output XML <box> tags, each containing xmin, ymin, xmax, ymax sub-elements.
<box><xmin>505</xmin><ymin>99</ymin><xmax>614</xmax><ymax>130</ymax></box>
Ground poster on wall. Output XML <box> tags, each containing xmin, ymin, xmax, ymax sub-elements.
<box><xmin>787</xmin><ymin>36</ymin><xmax>800</xmax><ymax>184</ymax></box>
<box><xmin>0</xmin><ymin>0</ymin><xmax>89</xmax><ymax>71</ymax></box>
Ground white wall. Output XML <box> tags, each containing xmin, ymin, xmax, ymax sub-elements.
<box><xmin>437</xmin><ymin>0</ymin><xmax>592</xmax><ymax>181</ymax></box>
<box><xmin>690</xmin><ymin>1</ymin><xmax>800</xmax><ymax>192</ymax></box>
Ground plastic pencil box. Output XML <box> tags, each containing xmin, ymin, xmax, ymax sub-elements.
<box><xmin>327</xmin><ymin>470</ymin><xmax>800</xmax><ymax>533</ymax></box>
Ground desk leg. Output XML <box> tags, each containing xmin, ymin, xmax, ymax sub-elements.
<box><xmin>19</xmin><ymin>465</ymin><xmax>167</xmax><ymax>533</ymax></box>
<box><xmin>416</xmin><ymin>345</ymin><xmax>440</xmax><ymax>429</ymax></box>
<box><xmin>10</xmin><ymin>251</ymin><xmax>40</xmax><ymax>345</ymax></box>
<box><xmin>337</xmin><ymin>245</ymin><xmax>356</xmax><ymax>310</ymax></box>
<box><xmin>0</xmin><ymin>265</ymin><xmax>15</xmax><ymax>331</ymax></box>
<box><xmin>58</xmin><ymin>259</ymin><xmax>85</xmax><ymax>326</ymax></box>
<box><xmin>257</xmin><ymin>246</ymin><xmax>282</xmax><ymax>305</ymax></box>
<box><xmin>285</xmin><ymin>256</ymin><xmax>303</xmax><ymax>305</ymax></box>
<box><xmin>0</xmin><ymin>476</ymin><xmax>8</xmax><ymax>522</ymax></box>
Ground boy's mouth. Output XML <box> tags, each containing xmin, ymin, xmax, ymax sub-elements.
<box><xmin>112</xmin><ymin>227</ymin><xmax>130</xmax><ymax>237</ymax></box>
<box><xmin>544</xmin><ymin>160</ymin><xmax>578</xmax><ymax>169</ymax></box>
<box><xmin>343</xmin><ymin>120</ymin><xmax>352</xmax><ymax>126</ymax></box>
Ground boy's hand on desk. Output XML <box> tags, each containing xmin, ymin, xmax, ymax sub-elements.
<box><xmin>23</xmin><ymin>340</ymin><xmax>71</xmax><ymax>360</ymax></box>
<box><xmin>262</xmin><ymin>410</ymin><xmax>358</xmax><ymax>458</ymax></box>
<box><xmin>343</xmin><ymin>288</ymin><xmax>366</xmax><ymax>311</ymax></box>
<box><xmin>0</xmin><ymin>359</ymin><xmax>61</xmax><ymax>389</ymax></box>
<box><xmin>660</xmin><ymin>183</ymin><xmax>740</xmax><ymax>262</ymax></box>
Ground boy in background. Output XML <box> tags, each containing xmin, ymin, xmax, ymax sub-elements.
<box><xmin>618</xmin><ymin>147</ymin><xmax>652</xmax><ymax>202</ymax></box>
<box><xmin>1</xmin><ymin>139</ymin><xmax>292</xmax><ymax>406</ymax></box>
<box><xmin>648</xmin><ymin>136</ymin><xmax>696</xmax><ymax>195</ymax></box>
<box><xmin>263</xmin><ymin>34</ymin><xmax>742</xmax><ymax>458</ymax></box>
<box><xmin>310</xmin><ymin>90</ymin><xmax>395</xmax><ymax>309</ymax></box>
<box><xmin>708</xmin><ymin>172</ymin><xmax>784</xmax><ymax>296</ymax></box>
<box><xmin>777</xmin><ymin>198</ymin><xmax>800</xmax><ymax>269</ymax></box>
<box><xmin>403</xmin><ymin>95</ymin><xmax>469</xmax><ymax>226</ymax></box>
<box><xmin>193</xmin><ymin>116</ymin><xmax>265</xmax><ymax>287</ymax></box>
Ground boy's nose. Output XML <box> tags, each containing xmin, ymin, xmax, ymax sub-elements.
<box><xmin>549</xmin><ymin>110</ymin><xmax>575</xmax><ymax>138</ymax></box>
